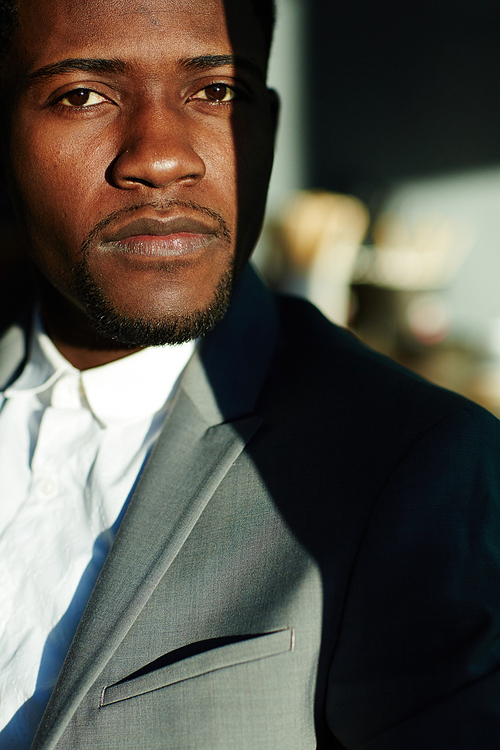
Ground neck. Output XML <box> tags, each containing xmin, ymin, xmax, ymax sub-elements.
<box><xmin>35</xmin><ymin>276</ymin><xmax>143</xmax><ymax>371</ymax></box>
<box><xmin>44</xmin><ymin>328</ymin><xmax>143</xmax><ymax>371</ymax></box>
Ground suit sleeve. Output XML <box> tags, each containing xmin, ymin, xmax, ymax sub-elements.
<box><xmin>325</xmin><ymin>403</ymin><xmax>500</xmax><ymax>749</ymax></box>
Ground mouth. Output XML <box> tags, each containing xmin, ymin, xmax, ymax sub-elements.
<box><xmin>99</xmin><ymin>215</ymin><xmax>225</xmax><ymax>259</ymax></box>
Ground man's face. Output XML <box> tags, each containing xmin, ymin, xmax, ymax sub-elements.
<box><xmin>8</xmin><ymin>0</ymin><xmax>276</xmax><ymax>348</ymax></box>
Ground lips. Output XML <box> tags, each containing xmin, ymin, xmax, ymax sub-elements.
<box><xmin>103</xmin><ymin>216</ymin><xmax>220</xmax><ymax>243</ymax></box>
<box><xmin>98</xmin><ymin>214</ymin><xmax>225</xmax><ymax>259</ymax></box>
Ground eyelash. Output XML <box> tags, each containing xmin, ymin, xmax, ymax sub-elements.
<box><xmin>55</xmin><ymin>89</ymin><xmax>108</xmax><ymax>108</ymax></box>
<box><xmin>189</xmin><ymin>83</ymin><xmax>241</xmax><ymax>105</ymax></box>
<box><xmin>50</xmin><ymin>82</ymin><xmax>243</xmax><ymax>111</ymax></box>
<box><xmin>48</xmin><ymin>88</ymin><xmax>110</xmax><ymax>113</ymax></box>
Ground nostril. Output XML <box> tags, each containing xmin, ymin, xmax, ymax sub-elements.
<box><xmin>109</xmin><ymin>140</ymin><xmax>206</xmax><ymax>190</ymax></box>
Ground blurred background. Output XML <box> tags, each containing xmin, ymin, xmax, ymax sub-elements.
<box><xmin>256</xmin><ymin>0</ymin><xmax>500</xmax><ymax>417</ymax></box>
<box><xmin>2</xmin><ymin>0</ymin><xmax>500</xmax><ymax>416</ymax></box>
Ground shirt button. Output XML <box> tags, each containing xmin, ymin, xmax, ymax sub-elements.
<box><xmin>36</xmin><ymin>476</ymin><xmax>59</xmax><ymax>498</ymax></box>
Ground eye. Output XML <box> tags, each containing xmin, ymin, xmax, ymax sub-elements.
<box><xmin>57</xmin><ymin>88</ymin><xmax>108</xmax><ymax>108</ymax></box>
<box><xmin>195</xmin><ymin>84</ymin><xmax>237</xmax><ymax>103</ymax></box>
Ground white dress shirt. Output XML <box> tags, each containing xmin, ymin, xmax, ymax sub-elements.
<box><xmin>0</xmin><ymin>312</ymin><xmax>194</xmax><ymax>748</ymax></box>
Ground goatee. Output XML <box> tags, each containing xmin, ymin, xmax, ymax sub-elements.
<box><xmin>69</xmin><ymin>263</ymin><xmax>234</xmax><ymax>347</ymax></box>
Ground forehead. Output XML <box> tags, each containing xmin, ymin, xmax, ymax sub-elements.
<box><xmin>15</xmin><ymin>0</ymin><xmax>266</xmax><ymax>71</ymax></box>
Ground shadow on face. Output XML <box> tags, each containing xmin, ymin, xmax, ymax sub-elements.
<box><xmin>0</xmin><ymin>0</ymin><xmax>278</xmax><ymax>361</ymax></box>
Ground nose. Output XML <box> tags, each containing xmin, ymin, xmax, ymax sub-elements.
<box><xmin>111</xmin><ymin>104</ymin><xmax>206</xmax><ymax>190</ymax></box>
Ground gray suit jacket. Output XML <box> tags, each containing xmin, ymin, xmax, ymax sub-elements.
<box><xmin>1</xmin><ymin>266</ymin><xmax>499</xmax><ymax>749</ymax></box>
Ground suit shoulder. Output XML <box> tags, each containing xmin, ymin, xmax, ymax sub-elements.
<box><xmin>269</xmin><ymin>292</ymin><xmax>498</xmax><ymax>444</ymax></box>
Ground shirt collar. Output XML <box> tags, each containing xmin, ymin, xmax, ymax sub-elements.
<box><xmin>4</xmin><ymin>310</ymin><xmax>195</xmax><ymax>426</ymax></box>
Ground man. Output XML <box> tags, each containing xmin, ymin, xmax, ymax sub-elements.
<box><xmin>0</xmin><ymin>0</ymin><xmax>498</xmax><ymax>748</ymax></box>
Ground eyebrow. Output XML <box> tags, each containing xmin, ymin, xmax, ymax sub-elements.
<box><xmin>179</xmin><ymin>54</ymin><xmax>265</xmax><ymax>81</ymax></box>
<box><xmin>23</xmin><ymin>58</ymin><xmax>127</xmax><ymax>90</ymax></box>
<box><xmin>22</xmin><ymin>53</ymin><xmax>265</xmax><ymax>91</ymax></box>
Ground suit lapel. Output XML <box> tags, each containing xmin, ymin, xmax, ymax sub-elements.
<box><xmin>31</xmin><ymin>266</ymin><xmax>278</xmax><ymax>749</ymax></box>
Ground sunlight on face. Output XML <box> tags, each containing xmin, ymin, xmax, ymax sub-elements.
<box><xmin>8</xmin><ymin>0</ymin><xmax>276</xmax><ymax>357</ymax></box>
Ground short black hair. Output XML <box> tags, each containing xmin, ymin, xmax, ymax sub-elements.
<box><xmin>0</xmin><ymin>1</ymin><xmax>17</xmax><ymax>58</ymax></box>
<box><xmin>250</xmin><ymin>0</ymin><xmax>276</xmax><ymax>60</ymax></box>
<box><xmin>0</xmin><ymin>1</ymin><xmax>276</xmax><ymax>62</ymax></box>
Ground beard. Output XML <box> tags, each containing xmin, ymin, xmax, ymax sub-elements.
<box><xmin>62</xmin><ymin>199</ymin><xmax>235</xmax><ymax>348</ymax></box>
<box><xmin>68</xmin><ymin>261</ymin><xmax>234</xmax><ymax>347</ymax></box>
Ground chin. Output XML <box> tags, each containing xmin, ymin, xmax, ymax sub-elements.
<box><xmin>76</xmin><ymin>267</ymin><xmax>235</xmax><ymax>348</ymax></box>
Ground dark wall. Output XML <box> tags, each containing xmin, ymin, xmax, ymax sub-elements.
<box><xmin>307</xmin><ymin>0</ymin><xmax>500</xmax><ymax>196</ymax></box>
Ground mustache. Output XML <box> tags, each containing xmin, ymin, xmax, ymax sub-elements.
<box><xmin>81</xmin><ymin>200</ymin><xmax>231</xmax><ymax>256</ymax></box>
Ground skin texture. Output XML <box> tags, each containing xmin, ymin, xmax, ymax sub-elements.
<box><xmin>7</xmin><ymin>0</ymin><xmax>277</xmax><ymax>368</ymax></box>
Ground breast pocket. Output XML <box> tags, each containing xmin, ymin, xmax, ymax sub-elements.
<box><xmin>100</xmin><ymin>627</ymin><xmax>294</xmax><ymax>707</ymax></box>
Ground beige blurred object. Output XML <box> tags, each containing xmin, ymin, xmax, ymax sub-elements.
<box><xmin>354</xmin><ymin>212</ymin><xmax>474</xmax><ymax>290</ymax></box>
<box><xmin>276</xmin><ymin>193</ymin><xmax>473</xmax><ymax>335</ymax></box>
<box><xmin>273</xmin><ymin>191</ymin><xmax>500</xmax><ymax>417</ymax></box>
<box><xmin>465</xmin><ymin>319</ymin><xmax>500</xmax><ymax>418</ymax></box>
<box><xmin>467</xmin><ymin>369</ymin><xmax>500</xmax><ymax>418</ymax></box>
<box><xmin>278</xmin><ymin>190</ymin><xmax>369</xmax><ymax>324</ymax></box>
<box><xmin>279</xmin><ymin>191</ymin><xmax>369</xmax><ymax>270</ymax></box>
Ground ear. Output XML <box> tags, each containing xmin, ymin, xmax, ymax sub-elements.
<box><xmin>266</xmin><ymin>88</ymin><xmax>280</xmax><ymax>147</ymax></box>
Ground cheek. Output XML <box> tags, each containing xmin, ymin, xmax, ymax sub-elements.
<box><xmin>9</xmin><ymin>133</ymin><xmax>87</xmax><ymax>283</ymax></box>
<box><xmin>231</xmin><ymin>111</ymin><xmax>275</xmax><ymax>191</ymax></box>
<box><xmin>196</xmin><ymin>128</ymin><xmax>237</xmax><ymax>191</ymax></box>
<box><xmin>12</xmin><ymin>127</ymin><xmax>69</xmax><ymax>222</ymax></box>
<box><xmin>233</xmin><ymin>127</ymin><xmax>274</xmax><ymax>224</ymax></box>
<box><xmin>195</xmin><ymin>115</ymin><xmax>272</xmax><ymax>229</ymax></box>
<box><xmin>10</xmin><ymin>121</ymin><xmax>108</xmax><ymax>241</ymax></box>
